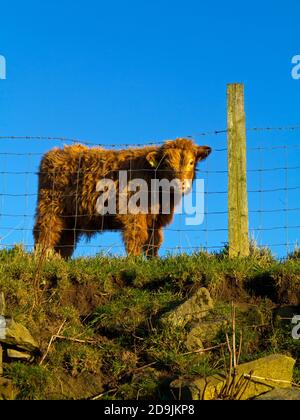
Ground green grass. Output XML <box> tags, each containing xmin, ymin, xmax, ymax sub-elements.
<box><xmin>0</xmin><ymin>245</ymin><xmax>299</xmax><ymax>399</ymax></box>
<box><xmin>4</xmin><ymin>363</ymin><xmax>52</xmax><ymax>400</ymax></box>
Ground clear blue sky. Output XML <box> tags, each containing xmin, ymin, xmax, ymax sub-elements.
<box><xmin>0</xmin><ymin>0</ymin><xmax>300</xmax><ymax>257</ymax></box>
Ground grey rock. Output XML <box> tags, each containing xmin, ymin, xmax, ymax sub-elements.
<box><xmin>0</xmin><ymin>316</ymin><xmax>5</xmax><ymax>341</ymax></box>
<box><xmin>186</xmin><ymin>320</ymin><xmax>227</xmax><ymax>351</ymax></box>
<box><xmin>171</xmin><ymin>354</ymin><xmax>296</xmax><ymax>400</ymax></box>
<box><xmin>0</xmin><ymin>319</ymin><xmax>39</xmax><ymax>352</ymax></box>
<box><xmin>185</xmin><ymin>333</ymin><xmax>204</xmax><ymax>352</ymax></box>
<box><xmin>255</xmin><ymin>388</ymin><xmax>300</xmax><ymax>400</ymax></box>
<box><xmin>160</xmin><ymin>288</ymin><xmax>214</xmax><ymax>329</ymax></box>
<box><xmin>7</xmin><ymin>348</ymin><xmax>33</xmax><ymax>361</ymax></box>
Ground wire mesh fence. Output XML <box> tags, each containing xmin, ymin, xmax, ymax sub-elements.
<box><xmin>0</xmin><ymin>126</ymin><xmax>299</xmax><ymax>258</ymax></box>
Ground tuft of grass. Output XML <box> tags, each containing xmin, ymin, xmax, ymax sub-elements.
<box><xmin>5</xmin><ymin>363</ymin><xmax>52</xmax><ymax>400</ymax></box>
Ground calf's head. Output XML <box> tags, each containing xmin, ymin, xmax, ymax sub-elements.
<box><xmin>146</xmin><ymin>138</ymin><xmax>211</xmax><ymax>194</ymax></box>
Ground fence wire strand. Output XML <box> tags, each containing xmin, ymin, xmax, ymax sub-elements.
<box><xmin>1</xmin><ymin>126</ymin><xmax>300</xmax><ymax>257</ymax></box>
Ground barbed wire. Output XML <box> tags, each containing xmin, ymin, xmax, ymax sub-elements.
<box><xmin>0</xmin><ymin>242</ymin><xmax>298</xmax><ymax>251</ymax></box>
<box><xmin>3</xmin><ymin>206</ymin><xmax>300</xmax><ymax>219</ymax></box>
<box><xmin>2</xmin><ymin>224</ymin><xmax>300</xmax><ymax>234</ymax></box>
<box><xmin>1</xmin><ymin>184</ymin><xmax>300</xmax><ymax>198</ymax></box>
<box><xmin>1</xmin><ymin>163</ymin><xmax>300</xmax><ymax>175</ymax></box>
<box><xmin>0</xmin><ymin>125</ymin><xmax>300</xmax><ymax>147</ymax></box>
<box><xmin>1</xmin><ymin>125</ymin><xmax>300</xmax><ymax>257</ymax></box>
<box><xmin>3</xmin><ymin>144</ymin><xmax>300</xmax><ymax>154</ymax></box>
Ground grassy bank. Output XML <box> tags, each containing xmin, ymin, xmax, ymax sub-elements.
<box><xmin>0</xmin><ymin>245</ymin><xmax>299</xmax><ymax>399</ymax></box>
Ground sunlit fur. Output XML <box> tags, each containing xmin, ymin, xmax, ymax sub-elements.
<box><xmin>33</xmin><ymin>138</ymin><xmax>211</xmax><ymax>258</ymax></box>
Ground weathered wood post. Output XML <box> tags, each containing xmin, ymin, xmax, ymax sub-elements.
<box><xmin>227</xmin><ymin>83</ymin><xmax>250</xmax><ymax>257</ymax></box>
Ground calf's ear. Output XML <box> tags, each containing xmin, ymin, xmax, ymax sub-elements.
<box><xmin>146</xmin><ymin>151</ymin><xmax>159</xmax><ymax>168</ymax></box>
<box><xmin>196</xmin><ymin>146</ymin><xmax>212</xmax><ymax>162</ymax></box>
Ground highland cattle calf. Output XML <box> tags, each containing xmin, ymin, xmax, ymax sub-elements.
<box><xmin>33</xmin><ymin>138</ymin><xmax>211</xmax><ymax>257</ymax></box>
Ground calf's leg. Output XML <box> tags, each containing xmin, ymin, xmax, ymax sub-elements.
<box><xmin>122</xmin><ymin>215</ymin><xmax>149</xmax><ymax>256</ymax></box>
<box><xmin>54</xmin><ymin>227</ymin><xmax>79</xmax><ymax>258</ymax></box>
<box><xmin>33</xmin><ymin>189</ymin><xmax>65</xmax><ymax>256</ymax></box>
<box><xmin>144</xmin><ymin>227</ymin><xmax>163</xmax><ymax>257</ymax></box>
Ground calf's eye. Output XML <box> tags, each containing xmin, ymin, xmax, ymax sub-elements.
<box><xmin>189</xmin><ymin>160</ymin><xmax>194</xmax><ymax>166</ymax></box>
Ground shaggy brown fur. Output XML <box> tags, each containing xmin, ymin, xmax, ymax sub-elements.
<box><xmin>33</xmin><ymin>138</ymin><xmax>211</xmax><ymax>257</ymax></box>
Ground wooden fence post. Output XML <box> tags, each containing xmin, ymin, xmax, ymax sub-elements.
<box><xmin>227</xmin><ymin>83</ymin><xmax>250</xmax><ymax>257</ymax></box>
